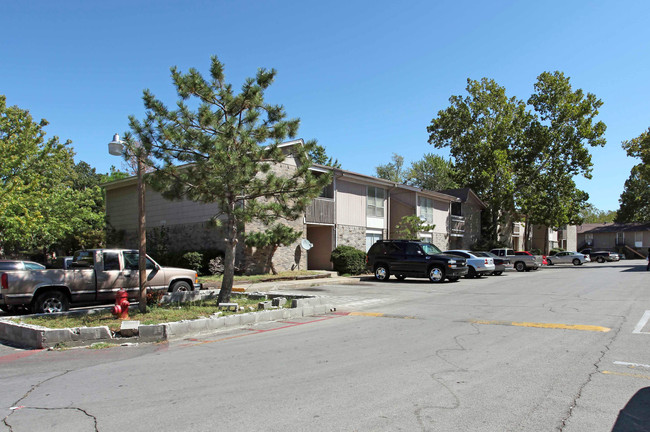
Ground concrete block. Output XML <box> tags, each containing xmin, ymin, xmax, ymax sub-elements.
<box><xmin>313</xmin><ymin>305</ymin><xmax>328</xmax><ymax>315</ymax></box>
<box><xmin>207</xmin><ymin>316</ymin><xmax>226</xmax><ymax>330</ymax></box>
<box><xmin>166</xmin><ymin>321</ymin><xmax>191</xmax><ymax>337</ymax></box>
<box><xmin>301</xmin><ymin>306</ymin><xmax>315</xmax><ymax>317</ymax></box>
<box><xmin>42</xmin><ymin>328</ymin><xmax>76</xmax><ymax>345</ymax></box>
<box><xmin>291</xmin><ymin>298</ymin><xmax>305</xmax><ymax>308</ymax></box>
<box><xmin>138</xmin><ymin>324</ymin><xmax>166</xmax><ymax>340</ymax></box>
<box><xmin>218</xmin><ymin>303</ymin><xmax>239</xmax><ymax>312</ymax></box>
<box><xmin>258</xmin><ymin>301</ymin><xmax>272</xmax><ymax>310</ymax></box>
<box><xmin>272</xmin><ymin>297</ymin><xmax>287</xmax><ymax>307</ymax></box>
<box><xmin>256</xmin><ymin>310</ymin><xmax>271</xmax><ymax>323</ymax></box>
<box><xmin>187</xmin><ymin>318</ymin><xmax>209</xmax><ymax>334</ymax></box>
<box><xmin>269</xmin><ymin>309</ymin><xmax>284</xmax><ymax>321</ymax></box>
<box><xmin>224</xmin><ymin>314</ymin><xmax>241</xmax><ymax>327</ymax></box>
<box><xmin>287</xmin><ymin>308</ymin><xmax>301</xmax><ymax>319</ymax></box>
<box><xmin>247</xmin><ymin>293</ymin><xmax>267</xmax><ymax>300</ymax></box>
<box><xmin>240</xmin><ymin>313</ymin><xmax>257</xmax><ymax>325</ymax></box>
<box><xmin>79</xmin><ymin>326</ymin><xmax>113</xmax><ymax>340</ymax></box>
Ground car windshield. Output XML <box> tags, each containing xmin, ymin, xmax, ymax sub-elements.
<box><xmin>474</xmin><ymin>251</ymin><xmax>497</xmax><ymax>258</ymax></box>
<box><xmin>421</xmin><ymin>243</ymin><xmax>442</xmax><ymax>255</ymax></box>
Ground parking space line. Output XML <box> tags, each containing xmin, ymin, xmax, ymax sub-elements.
<box><xmin>602</xmin><ymin>371</ymin><xmax>650</xmax><ymax>380</ymax></box>
<box><xmin>632</xmin><ymin>310</ymin><xmax>650</xmax><ymax>334</ymax></box>
<box><xmin>346</xmin><ymin>312</ymin><xmax>418</xmax><ymax>319</ymax></box>
<box><xmin>613</xmin><ymin>361</ymin><xmax>650</xmax><ymax>369</ymax></box>
<box><xmin>468</xmin><ymin>319</ymin><xmax>610</xmax><ymax>332</ymax></box>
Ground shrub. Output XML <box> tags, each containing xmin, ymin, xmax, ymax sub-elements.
<box><xmin>549</xmin><ymin>248</ymin><xmax>565</xmax><ymax>256</ymax></box>
<box><xmin>182</xmin><ymin>252</ymin><xmax>203</xmax><ymax>274</ymax></box>
<box><xmin>209</xmin><ymin>256</ymin><xmax>225</xmax><ymax>275</ymax></box>
<box><xmin>330</xmin><ymin>246</ymin><xmax>366</xmax><ymax>275</ymax></box>
<box><xmin>530</xmin><ymin>248</ymin><xmax>542</xmax><ymax>255</ymax></box>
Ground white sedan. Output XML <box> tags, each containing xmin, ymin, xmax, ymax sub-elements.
<box><xmin>546</xmin><ymin>251</ymin><xmax>590</xmax><ymax>266</ymax></box>
<box><xmin>443</xmin><ymin>250</ymin><xmax>495</xmax><ymax>278</ymax></box>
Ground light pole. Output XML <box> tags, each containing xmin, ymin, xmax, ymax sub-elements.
<box><xmin>108</xmin><ymin>134</ymin><xmax>148</xmax><ymax>313</ymax></box>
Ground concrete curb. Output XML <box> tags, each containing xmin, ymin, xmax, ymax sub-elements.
<box><xmin>0</xmin><ymin>296</ymin><xmax>334</xmax><ymax>349</ymax></box>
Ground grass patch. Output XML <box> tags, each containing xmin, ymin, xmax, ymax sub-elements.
<box><xmin>89</xmin><ymin>342</ymin><xmax>117</xmax><ymax>349</ymax></box>
<box><xmin>199</xmin><ymin>270</ymin><xmax>321</xmax><ymax>284</ymax></box>
<box><xmin>14</xmin><ymin>294</ymin><xmax>294</xmax><ymax>332</ymax></box>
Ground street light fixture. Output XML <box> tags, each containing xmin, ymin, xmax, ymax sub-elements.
<box><xmin>108</xmin><ymin>133</ymin><xmax>148</xmax><ymax>313</ymax></box>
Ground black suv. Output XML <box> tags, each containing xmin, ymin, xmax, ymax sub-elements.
<box><xmin>366</xmin><ymin>240</ymin><xmax>468</xmax><ymax>283</ymax></box>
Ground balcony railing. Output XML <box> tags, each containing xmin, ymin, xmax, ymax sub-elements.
<box><xmin>450</xmin><ymin>215</ymin><xmax>465</xmax><ymax>236</ymax></box>
<box><xmin>305</xmin><ymin>198</ymin><xmax>335</xmax><ymax>224</ymax></box>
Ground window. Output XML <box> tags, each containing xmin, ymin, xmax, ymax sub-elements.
<box><xmin>103</xmin><ymin>252</ymin><xmax>121</xmax><ymax>271</ymax></box>
<box><xmin>405</xmin><ymin>244</ymin><xmax>423</xmax><ymax>256</ymax></box>
<box><xmin>616</xmin><ymin>232</ymin><xmax>625</xmax><ymax>245</ymax></box>
<box><xmin>366</xmin><ymin>231</ymin><xmax>383</xmax><ymax>251</ymax></box>
<box><xmin>367</xmin><ymin>187</ymin><xmax>385</xmax><ymax>218</ymax></box>
<box><xmin>123</xmin><ymin>252</ymin><xmax>156</xmax><ymax>270</ymax></box>
<box><xmin>419</xmin><ymin>197</ymin><xmax>435</xmax><ymax>224</ymax></box>
<box><xmin>451</xmin><ymin>202</ymin><xmax>462</xmax><ymax>216</ymax></box>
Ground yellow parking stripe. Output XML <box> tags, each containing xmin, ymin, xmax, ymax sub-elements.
<box><xmin>348</xmin><ymin>312</ymin><xmax>418</xmax><ymax>319</ymax></box>
<box><xmin>602</xmin><ymin>371</ymin><xmax>650</xmax><ymax>380</ymax></box>
<box><xmin>469</xmin><ymin>319</ymin><xmax>610</xmax><ymax>332</ymax></box>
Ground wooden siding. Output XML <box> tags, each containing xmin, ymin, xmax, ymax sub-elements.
<box><xmin>305</xmin><ymin>198</ymin><xmax>335</xmax><ymax>224</ymax></box>
<box><xmin>335</xmin><ymin>180</ymin><xmax>366</xmax><ymax>227</ymax></box>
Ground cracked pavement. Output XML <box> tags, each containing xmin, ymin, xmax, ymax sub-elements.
<box><xmin>1</xmin><ymin>260</ymin><xmax>648</xmax><ymax>431</ymax></box>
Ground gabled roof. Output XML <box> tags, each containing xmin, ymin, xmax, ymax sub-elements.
<box><xmin>440</xmin><ymin>188</ymin><xmax>487</xmax><ymax>209</ymax></box>
<box><xmin>577</xmin><ymin>222</ymin><xmax>650</xmax><ymax>233</ymax></box>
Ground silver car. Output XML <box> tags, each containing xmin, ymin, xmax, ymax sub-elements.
<box><xmin>443</xmin><ymin>250</ymin><xmax>495</xmax><ymax>278</ymax></box>
<box><xmin>546</xmin><ymin>251</ymin><xmax>590</xmax><ymax>266</ymax></box>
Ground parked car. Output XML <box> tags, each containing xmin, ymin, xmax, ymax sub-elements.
<box><xmin>473</xmin><ymin>251</ymin><xmax>512</xmax><ymax>275</ymax></box>
<box><xmin>366</xmin><ymin>240</ymin><xmax>468</xmax><ymax>283</ymax></box>
<box><xmin>579</xmin><ymin>249</ymin><xmax>620</xmax><ymax>263</ymax></box>
<box><xmin>443</xmin><ymin>250</ymin><xmax>495</xmax><ymax>278</ymax></box>
<box><xmin>0</xmin><ymin>249</ymin><xmax>200</xmax><ymax>314</ymax></box>
<box><xmin>490</xmin><ymin>248</ymin><xmax>540</xmax><ymax>272</ymax></box>
<box><xmin>0</xmin><ymin>260</ymin><xmax>46</xmax><ymax>271</ymax></box>
<box><xmin>515</xmin><ymin>251</ymin><xmax>547</xmax><ymax>265</ymax></box>
<box><xmin>546</xmin><ymin>251</ymin><xmax>590</xmax><ymax>266</ymax></box>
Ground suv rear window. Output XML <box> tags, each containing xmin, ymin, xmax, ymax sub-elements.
<box><xmin>0</xmin><ymin>262</ymin><xmax>21</xmax><ymax>270</ymax></box>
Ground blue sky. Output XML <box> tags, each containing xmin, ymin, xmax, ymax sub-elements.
<box><xmin>2</xmin><ymin>0</ymin><xmax>649</xmax><ymax>212</ymax></box>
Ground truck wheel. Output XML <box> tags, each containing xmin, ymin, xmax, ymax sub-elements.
<box><xmin>515</xmin><ymin>261</ymin><xmax>526</xmax><ymax>272</ymax></box>
<box><xmin>597</xmin><ymin>256</ymin><xmax>604</xmax><ymax>263</ymax></box>
<box><xmin>33</xmin><ymin>291</ymin><xmax>69</xmax><ymax>314</ymax></box>
<box><xmin>374</xmin><ymin>265</ymin><xmax>390</xmax><ymax>281</ymax></box>
<box><xmin>171</xmin><ymin>281</ymin><xmax>192</xmax><ymax>292</ymax></box>
<box><xmin>428</xmin><ymin>266</ymin><xmax>444</xmax><ymax>283</ymax></box>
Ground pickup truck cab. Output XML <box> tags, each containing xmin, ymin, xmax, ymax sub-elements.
<box><xmin>490</xmin><ymin>248</ymin><xmax>540</xmax><ymax>272</ymax></box>
<box><xmin>0</xmin><ymin>249</ymin><xmax>199</xmax><ymax>314</ymax></box>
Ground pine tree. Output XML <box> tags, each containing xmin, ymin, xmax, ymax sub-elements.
<box><xmin>127</xmin><ymin>56</ymin><xmax>330</xmax><ymax>303</ymax></box>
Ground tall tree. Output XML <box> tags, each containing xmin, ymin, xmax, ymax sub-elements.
<box><xmin>517</xmin><ymin>71</ymin><xmax>606</xmax><ymax>249</ymax></box>
<box><xmin>617</xmin><ymin>128</ymin><xmax>650</xmax><ymax>222</ymax></box>
<box><xmin>375</xmin><ymin>153</ymin><xmax>406</xmax><ymax>183</ymax></box>
<box><xmin>406</xmin><ymin>153</ymin><xmax>458</xmax><ymax>191</ymax></box>
<box><xmin>245</xmin><ymin>224</ymin><xmax>302</xmax><ymax>275</ymax></box>
<box><xmin>127</xmin><ymin>56</ymin><xmax>330</xmax><ymax>303</ymax></box>
<box><xmin>0</xmin><ymin>95</ymin><xmax>102</xmax><ymax>255</ymax></box>
<box><xmin>579</xmin><ymin>203</ymin><xmax>617</xmax><ymax>223</ymax></box>
<box><xmin>427</xmin><ymin>78</ymin><xmax>530</xmax><ymax>242</ymax></box>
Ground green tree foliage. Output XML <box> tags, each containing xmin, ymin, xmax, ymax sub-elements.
<box><xmin>127</xmin><ymin>56</ymin><xmax>331</xmax><ymax>303</ymax></box>
<box><xmin>0</xmin><ymin>96</ymin><xmax>104</xmax><ymax>255</ymax></box>
<box><xmin>407</xmin><ymin>153</ymin><xmax>458</xmax><ymax>191</ymax></box>
<box><xmin>375</xmin><ymin>153</ymin><xmax>406</xmax><ymax>183</ymax></box>
<box><xmin>579</xmin><ymin>203</ymin><xmax>617</xmax><ymax>223</ymax></box>
<box><xmin>245</xmin><ymin>224</ymin><xmax>302</xmax><ymax>275</ymax></box>
<box><xmin>617</xmin><ymin>128</ymin><xmax>650</xmax><ymax>222</ymax></box>
<box><xmin>517</xmin><ymin>72</ymin><xmax>606</xmax><ymax>246</ymax></box>
<box><xmin>308</xmin><ymin>143</ymin><xmax>340</xmax><ymax>168</ymax></box>
<box><xmin>427</xmin><ymin>78</ymin><xmax>530</xmax><ymax>242</ymax></box>
<box><xmin>428</xmin><ymin>73</ymin><xmax>606</xmax><ymax>249</ymax></box>
<box><xmin>393</xmin><ymin>215</ymin><xmax>435</xmax><ymax>239</ymax></box>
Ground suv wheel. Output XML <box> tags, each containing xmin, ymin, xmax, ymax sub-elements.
<box><xmin>374</xmin><ymin>265</ymin><xmax>390</xmax><ymax>281</ymax></box>
<box><xmin>597</xmin><ymin>256</ymin><xmax>605</xmax><ymax>263</ymax></box>
<box><xmin>428</xmin><ymin>266</ymin><xmax>444</xmax><ymax>283</ymax></box>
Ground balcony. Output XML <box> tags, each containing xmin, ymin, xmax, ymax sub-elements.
<box><xmin>450</xmin><ymin>215</ymin><xmax>465</xmax><ymax>237</ymax></box>
<box><xmin>305</xmin><ymin>198</ymin><xmax>335</xmax><ymax>224</ymax></box>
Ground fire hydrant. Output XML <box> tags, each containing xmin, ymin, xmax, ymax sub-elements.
<box><xmin>111</xmin><ymin>288</ymin><xmax>130</xmax><ymax>319</ymax></box>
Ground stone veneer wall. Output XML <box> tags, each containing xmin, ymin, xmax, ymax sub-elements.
<box><xmin>432</xmin><ymin>232</ymin><xmax>449</xmax><ymax>251</ymax></box>
<box><xmin>336</xmin><ymin>224</ymin><xmax>366</xmax><ymax>252</ymax></box>
<box><xmin>462</xmin><ymin>205</ymin><xmax>481</xmax><ymax>249</ymax></box>
<box><xmin>244</xmin><ymin>217</ymin><xmax>307</xmax><ymax>274</ymax></box>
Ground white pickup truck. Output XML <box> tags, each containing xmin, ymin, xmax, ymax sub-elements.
<box><xmin>0</xmin><ymin>249</ymin><xmax>199</xmax><ymax>314</ymax></box>
<box><xmin>490</xmin><ymin>248</ymin><xmax>541</xmax><ymax>272</ymax></box>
